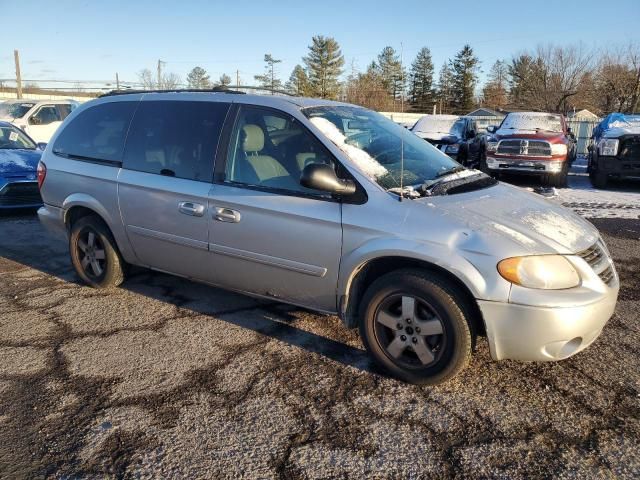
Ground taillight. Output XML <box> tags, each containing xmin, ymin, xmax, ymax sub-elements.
<box><xmin>37</xmin><ymin>161</ymin><xmax>47</xmax><ymax>189</ymax></box>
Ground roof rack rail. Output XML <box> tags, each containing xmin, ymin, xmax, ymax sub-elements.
<box><xmin>99</xmin><ymin>85</ymin><xmax>297</xmax><ymax>98</ymax></box>
<box><xmin>99</xmin><ymin>87</ymin><xmax>246</xmax><ymax>97</ymax></box>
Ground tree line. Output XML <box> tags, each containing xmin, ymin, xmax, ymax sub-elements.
<box><xmin>139</xmin><ymin>37</ymin><xmax>640</xmax><ymax>116</ymax></box>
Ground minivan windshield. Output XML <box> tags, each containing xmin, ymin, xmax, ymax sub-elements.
<box><xmin>0</xmin><ymin>102</ymin><xmax>35</xmax><ymax>119</ymax></box>
<box><xmin>303</xmin><ymin>106</ymin><xmax>467</xmax><ymax>192</ymax></box>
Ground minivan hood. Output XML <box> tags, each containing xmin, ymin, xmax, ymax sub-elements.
<box><xmin>416</xmin><ymin>183</ymin><xmax>598</xmax><ymax>254</ymax></box>
<box><xmin>0</xmin><ymin>149</ymin><xmax>41</xmax><ymax>174</ymax></box>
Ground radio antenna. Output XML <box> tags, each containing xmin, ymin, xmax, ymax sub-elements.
<box><xmin>399</xmin><ymin>42</ymin><xmax>404</xmax><ymax>202</ymax></box>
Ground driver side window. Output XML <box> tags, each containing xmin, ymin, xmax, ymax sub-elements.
<box><xmin>30</xmin><ymin>106</ymin><xmax>60</xmax><ymax>126</ymax></box>
<box><xmin>225</xmin><ymin>106</ymin><xmax>334</xmax><ymax>195</ymax></box>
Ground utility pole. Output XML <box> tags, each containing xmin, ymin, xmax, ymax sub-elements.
<box><xmin>116</xmin><ymin>72</ymin><xmax>120</xmax><ymax>90</ymax></box>
<box><xmin>236</xmin><ymin>69</ymin><xmax>240</xmax><ymax>88</ymax></box>
<box><xmin>14</xmin><ymin>49</ymin><xmax>22</xmax><ymax>99</ymax></box>
<box><xmin>157</xmin><ymin>59</ymin><xmax>163</xmax><ymax>89</ymax></box>
<box><xmin>400</xmin><ymin>42</ymin><xmax>404</xmax><ymax>114</ymax></box>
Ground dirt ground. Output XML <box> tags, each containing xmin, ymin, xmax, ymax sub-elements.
<box><xmin>0</xmin><ymin>212</ymin><xmax>638</xmax><ymax>479</ymax></box>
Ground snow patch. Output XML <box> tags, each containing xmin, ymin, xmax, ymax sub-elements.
<box><xmin>310</xmin><ymin>117</ymin><xmax>388</xmax><ymax>179</ymax></box>
<box><xmin>520</xmin><ymin>210</ymin><xmax>586</xmax><ymax>248</ymax></box>
<box><xmin>490</xmin><ymin>222</ymin><xmax>538</xmax><ymax>247</ymax></box>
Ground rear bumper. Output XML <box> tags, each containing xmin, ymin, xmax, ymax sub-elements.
<box><xmin>478</xmin><ymin>285</ymin><xmax>618</xmax><ymax>361</ymax></box>
<box><xmin>37</xmin><ymin>204</ymin><xmax>67</xmax><ymax>238</ymax></box>
<box><xmin>486</xmin><ymin>156</ymin><xmax>564</xmax><ymax>174</ymax></box>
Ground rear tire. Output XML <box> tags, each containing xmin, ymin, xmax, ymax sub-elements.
<box><xmin>69</xmin><ymin>215</ymin><xmax>125</xmax><ymax>288</ymax></box>
<box><xmin>359</xmin><ymin>269</ymin><xmax>474</xmax><ymax>385</ymax></box>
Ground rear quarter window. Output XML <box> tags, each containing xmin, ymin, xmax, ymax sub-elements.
<box><xmin>52</xmin><ymin>101</ymin><xmax>137</xmax><ymax>163</ymax></box>
<box><xmin>122</xmin><ymin>100</ymin><xmax>230</xmax><ymax>182</ymax></box>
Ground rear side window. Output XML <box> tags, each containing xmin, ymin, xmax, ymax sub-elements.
<box><xmin>123</xmin><ymin>101</ymin><xmax>229</xmax><ymax>182</ymax></box>
<box><xmin>53</xmin><ymin>101</ymin><xmax>137</xmax><ymax>163</ymax></box>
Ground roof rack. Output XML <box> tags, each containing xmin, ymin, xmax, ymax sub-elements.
<box><xmin>99</xmin><ymin>87</ymin><xmax>246</xmax><ymax>97</ymax></box>
<box><xmin>99</xmin><ymin>85</ymin><xmax>297</xmax><ymax>98</ymax></box>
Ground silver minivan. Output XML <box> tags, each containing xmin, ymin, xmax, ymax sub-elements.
<box><xmin>37</xmin><ymin>91</ymin><xmax>619</xmax><ymax>384</ymax></box>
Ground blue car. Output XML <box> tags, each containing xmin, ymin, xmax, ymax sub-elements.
<box><xmin>0</xmin><ymin>121</ymin><xmax>43</xmax><ymax>209</ymax></box>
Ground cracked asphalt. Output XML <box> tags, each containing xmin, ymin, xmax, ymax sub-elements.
<box><xmin>0</xmin><ymin>211</ymin><xmax>638</xmax><ymax>479</ymax></box>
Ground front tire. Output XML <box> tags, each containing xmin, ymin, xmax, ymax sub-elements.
<box><xmin>590</xmin><ymin>169</ymin><xmax>608</xmax><ymax>189</ymax></box>
<box><xmin>359</xmin><ymin>269</ymin><xmax>474</xmax><ymax>385</ymax></box>
<box><xmin>69</xmin><ymin>215</ymin><xmax>125</xmax><ymax>288</ymax></box>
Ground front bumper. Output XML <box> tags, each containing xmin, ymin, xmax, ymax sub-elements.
<box><xmin>596</xmin><ymin>155</ymin><xmax>640</xmax><ymax>177</ymax></box>
<box><xmin>0</xmin><ymin>180</ymin><xmax>42</xmax><ymax>209</ymax></box>
<box><xmin>479</xmin><ymin>284</ymin><xmax>618</xmax><ymax>361</ymax></box>
<box><xmin>486</xmin><ymin>156</ymin><xmax>564</xmax><ymax>174</ymax></box>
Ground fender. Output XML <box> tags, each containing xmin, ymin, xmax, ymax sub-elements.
<box><xmin>338</xmin><ymin>237</ymin><xmax>489</xmax><ymax>303</ymax></box>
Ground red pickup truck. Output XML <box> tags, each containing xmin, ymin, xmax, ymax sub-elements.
<box><xmin>482</xmin><ymin>112</ymin><xmax>576</xmax><ymax>187</ymax></box>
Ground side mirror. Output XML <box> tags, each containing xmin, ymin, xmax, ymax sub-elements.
<box><xmin>300</xmin><ymin>163</ymin><xmax>356</xmax><ymax>195</ymax></box>
<box><xmin>486</xmin><ymin>125</ymin><xmax>497</xmax><ymax>134</ymax></box>
<box><xmin>37</xmin><ymin>142</ymin><xmax>47</xmax><ymax>150</ymax></box>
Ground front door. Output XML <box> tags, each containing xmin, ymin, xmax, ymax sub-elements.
<box><xmin>208</xmin><ymin>105</ymin><xmax>343</xmax><ymax>312</ymax></box>
<box><xmin>118</xmin><ymin>99</ymin><xmax>230</xmax><ymax>279</ymax></box>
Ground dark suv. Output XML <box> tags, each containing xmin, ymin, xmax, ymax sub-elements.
<box><xmin>411</xmin><ymin>115</ymin><xmax>483</xmax><ymax>168</ymax></box>
<box><xmin>589</xmin><ymin>113</ymin><xmax>640</xmax><ymax>188</ymax></box>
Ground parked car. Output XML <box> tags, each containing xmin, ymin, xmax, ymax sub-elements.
<box><xmin>0</xmin><ymin>121</ymin><xmax>44</xmax><ymax>209</ymax></box>
<box><xmin>588</xmin><ymin>113</ymin><xmax>640</xmax><ymax>188</ymax></box>
<box><xmin>411</xmin><ymin>114</ymin><xmax>483</xmax><ymax>167</ymax></box>
<box><xmin>483</xmin><ymin>112</ymin><xmax>577</xmax><ymax>187</ymax></box>
<box><xmin>38</xmin><ymin>92</ymin><xmax>618</xmax><ymax>385</ymax></box>
<box><xmin>0</xmin><ymin>99</ymin><xmax>78</xmax><ymax>143</ymax></box>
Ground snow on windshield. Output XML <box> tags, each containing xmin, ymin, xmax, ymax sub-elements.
<box><xmin>309</xmin><ymin>117</ymin><xmax>388</xmax><ymax>179</ymax></box>
<box><xmin>500</xmin><ymin>113</ymin><xmax>563</xmax><ymax>133</ymax></box>
<box><xmin>413</xmin><ymin>116</ymin><xmax>460</xmax><ymax>134</ymax></box>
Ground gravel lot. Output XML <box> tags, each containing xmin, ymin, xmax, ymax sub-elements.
<box><xmin>0</xmin><ymin>203</ymin><xmax>638</xmax><ymax>478</ymax></box>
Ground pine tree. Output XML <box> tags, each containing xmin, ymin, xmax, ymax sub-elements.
<box><xmin>409</xmin><ymin>47</ymin><xmax>435</xmax><ymax>112</ymax></box>
<box><xmin>436</xmin><ymin>62</ymin><xmax>454</xmax><ymax>114</ymax></box>
<box><xmin>285</xmin><ymin>64</ymin><xmax>309</xmax><ymax>96</ymax></box>
<box><xmin>377</xmin><ymin>46</ymin><xmax>405</xmax><ymax>100</ymax></box>
<box><xmin>254</xmin><ymin>54</ymin><xmax>283</xmax><ymax>93</ymax></box>
<box><xmin>449</xmin><ymin>44</ymin><xmax>480</xmax><ymax>113</ymax></box>
<box><xmin>303</xmin><ymin>35</ymin><xmax>345</xmax><ymax>99</ymax></box>
<box><xmin>186</xmin><ymin>66</ymin><xmax>211</xmax><ymax>89</ymax></box>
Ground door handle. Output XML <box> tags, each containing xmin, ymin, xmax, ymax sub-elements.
<box><xmin>214</xmin><ymin>207</ymin><xmax>241</xmax><ymax>223</ymax></box>
<box><xmin>178</xmin><ymin>201</ymin><xmax>205</xmax><ymax>217</ymax></box>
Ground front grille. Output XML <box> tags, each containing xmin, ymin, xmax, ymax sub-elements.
<box><xmin>620</xmin><ymin>136</ymin><xmax>640</xmax><ymax>160</ymax></box>
<box><xmin>577</xmin><ymin>242</ymin><xmax>614</xmax><ymax>285</ymax></box>
<box><xmin>497</xmin><ymin>139</ymin><xmax>552</xmax><ymax>156</ymax></box>
<box><xmin>0</xmin><ymin>182</ymin><xmax>42</xmax><ymax>206</ymax></box>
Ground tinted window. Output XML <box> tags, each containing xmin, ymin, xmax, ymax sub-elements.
<box><xmin>225</xmin><ymin>106</ymin><xmax>334</xmax><ymax>194</ymax></box>
<box><xmin>31</xmin><ymin>105</ymin><xmax>60</xmax><ymax>125</ymax></box>
<box><xmin>53</xmin><ymin>101</ymin><xmax>137</xmax><ymax>162</ymax></box>
<box><xmin>123</xmin><ymin>101</ymin><xmax>229</xmax><ymax>182</ymax></box>
<box><xmin>56</xmin><ymin>104</ymin><xmax>73</xmax><ymax>119</ymax></box>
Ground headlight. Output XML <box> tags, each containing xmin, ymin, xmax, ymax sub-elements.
<box><xmin>599</xmin><ymin>139</ymin><xmax>619</xmax><ymax>156</ymax></box>
<box><xmin>551</xmin><ymin>144</ymin><xmax>568</xmax><ymax>156</ymax></box>
<box><xmin>497</xmin><ymin>255</ymin><xmax>580</xmax><ymax>290</ymax></box>
<box><xmin>487</xmin><ymin>141</ymin><xmax>498</xmax><ymax>152</ymax></box>
<box><xmin>446</xmin><ymin>143</ymin><xmax>460</xmax><ymax>154</ymax></box>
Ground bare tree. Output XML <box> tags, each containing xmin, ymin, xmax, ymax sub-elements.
<box><xmin>138</xmin><ymin>68</ymin><xmax>182</xmax><ymax>89</ymax></box>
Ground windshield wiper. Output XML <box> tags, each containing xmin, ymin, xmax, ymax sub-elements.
<box><xmin>435</xmin><ymin>166</ymin><xmax>466</xmax><ymax>178</ymax></box>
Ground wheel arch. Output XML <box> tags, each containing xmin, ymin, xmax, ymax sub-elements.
<box><xmin>339</xmin><ymin>255</ymin><xmax>486</xmax><ymax>337</ymax></box>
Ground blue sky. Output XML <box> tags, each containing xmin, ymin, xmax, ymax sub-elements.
<box><xmin>2</xmin><ymin>0</ymin><xmax>639</xmax><ymax>90</ymax></box>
